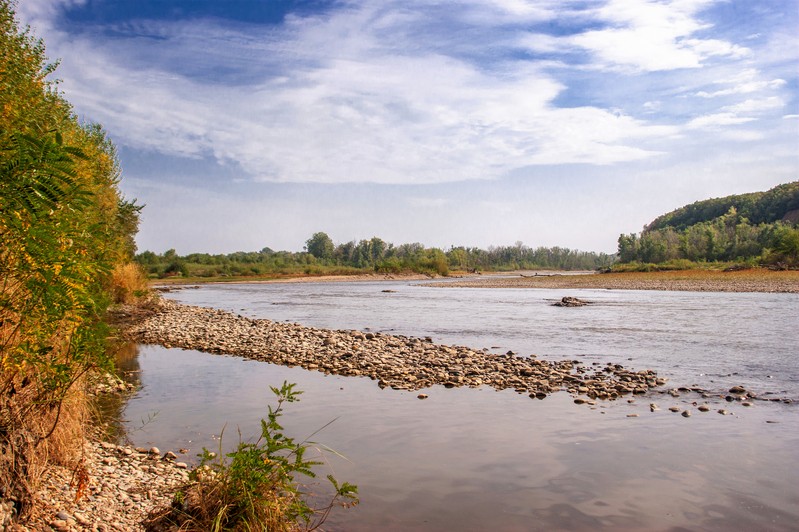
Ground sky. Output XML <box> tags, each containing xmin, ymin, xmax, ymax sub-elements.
<box><xmin>16</xmin><ymin>0</ymin><xmax>799</xmax><ymax>255</ymax></box>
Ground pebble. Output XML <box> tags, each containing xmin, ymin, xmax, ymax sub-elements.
<box><xmin>681</xmin><ymin>410</ymin><xmax>691</xmax><ymax>417</ymax></box>
<box><xmin>417</xmin><ymin>394</ymin><xmax>428</xmax><ymax>400</ymax></box>
<box><xmin>3</xmin><ymin>441</ymin><xmax>190</xmax><ymax>531</ymax></box>
<box><xmin>125</xmin><ymin>299</ymin><xmax>666</xmax><ymax>404</ymax></box>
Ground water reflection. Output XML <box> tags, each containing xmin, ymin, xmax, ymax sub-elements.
<box><xmin>91</xmin><ymin>342</ymin><xmax>142</xmax><ymax>442</ymax></box>
<box><xmin>122</xmin><ymin>346</ymin><xmax>799</xmax><ymax>531</ymax></box>
<box><xmin>125</xmin><ymin>283</ymin><xmax>799</xmax><ymax>530</ymax></box>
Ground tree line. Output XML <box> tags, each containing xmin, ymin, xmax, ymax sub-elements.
<box><xmin>646</xmin><ymin>181</ymin><xmax>799</xmax><ymax>232</ymax></box>
<box><xmin>136</xmin><ymin>234</ymin><xmax>614</xmax><ymax>278</ymax></box>
<box><xmin>617</xmin><ymin>181</ymin><xmax>799</xmax><ymax>267</ymax></box>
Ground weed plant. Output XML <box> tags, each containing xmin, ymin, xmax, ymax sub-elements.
<box><xmin>147</xmin><ymin>382</ymin><xmax>358</xmax><ymax>531</ymax></box>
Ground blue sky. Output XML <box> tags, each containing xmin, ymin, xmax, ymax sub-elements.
<box><xmin>18</xmin><ymin>0</ymin><xmax>799</xmax><ymax>254</ymax></box>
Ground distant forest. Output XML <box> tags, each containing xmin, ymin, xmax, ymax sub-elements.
<box><xmin>617</xmin><ymin>181</ymin><xmax>799</xmax><ymax>267</ymax></box>
<box><xmin>135</xmin><ymin>237</ymin><xmax>614</xmax><ymax>279</ymax></box>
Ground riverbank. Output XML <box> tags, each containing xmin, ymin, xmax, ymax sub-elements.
<box><xmin>3</xmin><ymin>441</ymin><xmax>190</xmax><ymax>531</ymax></box>
<box><xmin>426</xmin><ymin>269</ymin><xmax>799</xmax><ymax>293</ymax></box>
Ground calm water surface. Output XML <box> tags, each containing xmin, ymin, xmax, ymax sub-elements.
<box><xmin>120</xmin><ymin>281</ymin><xmax>799</xmax><ymax>531</ymax></box>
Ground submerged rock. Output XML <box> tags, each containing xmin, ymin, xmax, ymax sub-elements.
<box><xmin>552</xmin><ymin>296</ymin><xmax>589</xmax><ymax>307</ymax></box>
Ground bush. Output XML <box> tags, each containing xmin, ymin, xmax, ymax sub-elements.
<box><xmin>148</xmin><ymin>382</ymin><xmax>358</xmax><ymax>531</ymax></box>
<box><xmin>109</xmin><ymin>262</ymin><xmax>149</xmax><ymax>303</ymax></box>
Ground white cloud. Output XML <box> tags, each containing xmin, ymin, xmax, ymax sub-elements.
<box><xmin>723</xmin><ymin>96</ymin><xmax>784</xmax><ymax>114</ymax></box>
<box><xmin>10</xmin><ymin>0</ymin><xmax>796</xmax><ymax>257</ymax></box>
<box><xmin>716</xmin><ymin>130</ymin><xmax>764</xmax><ymax>142</ymax></box>
<box><xmin>686</xmin><ymin>112</ymin><xmax>755</xmax><ymax>129</ymax></box>
<box><xmin>25</xmin><ymin>1</ymin><xmax>688</xmax><ymax>186</ymax></box>
<box><xmin>566</xmin><ymin>0</ymin><xmax>749</xmax><ymax>72</ymax></box>
<box><xmin>642</xmin><ymin>100</ymin><xmax>662</xmax><ymax>113</ymax></box>
<box><xmin>694</xmin><ymin>68</ymin><xmax>786</xmax><ymax>97</ymax></box>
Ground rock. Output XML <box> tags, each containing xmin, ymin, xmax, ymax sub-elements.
<box><xmin>417</xmin><ymin>393</ymin><xmax>428</xmax><ymax>400</ymax></box>
<box><xmin>148</xmin><ymin>447</ymin><xmax>160</xmax><ymax>455</ymax></box>
<box><xmin>649</xmin><ymin>403</ymin><xmax>659</xmax><ymax>412</ymax></box>
<box><xmin>553</xmin><ymin>296</ymin><xmax>589</xmax><ymax>307</ymax></box>
<box><xmin>669</xmin><ymin>406</ymin><xmax>681</xmax><ymax>412</ymax></box>
<box><xmin>123</xmin><ymin>298</ymin><xmax>668</xmax><ymax>414</ymax></box>
<box><xmin>729</xmin><ymin>385</ymin><xmax>746</xmax><ymax>394</ymax></box>
<box><xmin>681</xmin><ymin>410</ymin><xmax>691</xmax><ymax>417</ymax></box>
<box><xmin>626</xmin><ymin>414</ymin><xmax>639</xmax><ymax>418</ymax></box>
<box><xmin>163</xmin><ymin>451</ymin><xmax>178</xmax><ymax>461</ymax></box>
<box><xmin>698</xmin><ymin>405</ymin><xmax>710</xmax><ymax>412</ymax></box>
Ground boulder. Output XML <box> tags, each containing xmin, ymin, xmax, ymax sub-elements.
<box><xmin>553</xmin><ymin>296</ymin><xmax>589</xmax><ymax>307</ymax></box>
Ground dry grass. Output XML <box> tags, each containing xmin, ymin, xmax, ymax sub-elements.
<box><xmin>0</xmin><ymin>373</ymin><xmax>88</xmax><ymax>520</ymax></box>
<box><xmin>110</xmin><ymin>262</ymin><xmax>149</xmax><ymax>304</ymax></box>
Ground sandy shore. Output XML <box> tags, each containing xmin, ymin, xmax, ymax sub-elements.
<box><xmin>426</xmin><ymin>269</ymin><xmax>799</xmax><ymax>293</ymax></box>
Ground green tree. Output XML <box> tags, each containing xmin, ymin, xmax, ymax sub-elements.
<box><xmin>305</xmin><ymin>231</ymin><xmax>334</xmax><ymax>261</ymax></box>
<box><xmin>1</xmin><ymin>1</ymin><xmax>142</xmax><ymax>516</ymax></box>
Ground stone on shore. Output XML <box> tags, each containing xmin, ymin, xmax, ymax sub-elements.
<box><xmin>123</xmin><ymin>299</ymin><xmax>666</xmax><ymax>405</ymax></box>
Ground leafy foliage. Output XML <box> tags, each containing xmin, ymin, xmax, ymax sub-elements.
<box><xmin>617</xmin><ymin>182</ymin><xmax>799</xmax><ymax>267</ymax></box>
<box><xmin>149</xmin><ymin>382</ymin><xmax>358</xmax><ymax>531</ymax></box>
<box><xmin>137</xmin><ymin>236</ymin><xmax>613</xmax><ymax>279</ymax></box>
<box><xmin>645</xmin><ymin>181</ymin><xmax>799</xmax><ymax>232</ymax></box>
<box><xmin>1</xmin><ymin>0</ymin><xmax>141</xmax><ymax>518</ymax></box>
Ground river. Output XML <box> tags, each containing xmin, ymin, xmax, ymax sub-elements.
<box><xmin>118</xmin><ymin>280</ymin><xmax>799</xmax><ymax>531</ymax></box>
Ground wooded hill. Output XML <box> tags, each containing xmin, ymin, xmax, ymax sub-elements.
<box><xmin>645</xmin><ymin>181</ymin><xmax>799</xmax><ymax>233</ymax></box>
<box><xmin>617</xmin><ymin>181</ymin><xmax>799</xmax><ymax>267</ymax></box>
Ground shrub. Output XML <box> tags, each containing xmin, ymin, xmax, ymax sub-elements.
<box><xmin>109</xmin><ymin>262</ymin><xmax>149</xmax><ymax>303</ymax></box>
<box><xmin>148</xmin><ymin>382</ymin><xmax>358</xmax><ymax>531</ymax></box>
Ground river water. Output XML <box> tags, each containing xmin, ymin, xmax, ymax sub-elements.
<box><xmin>120</xmin><ymin>280</ymin><xmax>799</xmax><ymax>531</ymax></box>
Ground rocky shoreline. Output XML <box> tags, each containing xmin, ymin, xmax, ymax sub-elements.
<box><xmin>124</xmin><ymin>299</ymin><xmax>667</xmax><ymax>401</ymax></box>
<box><xmin>1</xmin><ymin>441</ymin><xmax>188</xmax><ymax>532</ymax></box>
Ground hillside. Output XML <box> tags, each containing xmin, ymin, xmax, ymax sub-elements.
<box><xmin>645</xmin><ymin>181</ymin><xmax>799</xmax><ymax>233</ymax></box>
<box><xmin>618</xmin><ymin>181</ymin><xmax>799</xmax><ymax>266</ymax></box>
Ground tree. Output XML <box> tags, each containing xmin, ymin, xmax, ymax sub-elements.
<box><xmin>305</xmin><ymin>232</ymin><xmax>334</xmax><ymax>261</ymax></box>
